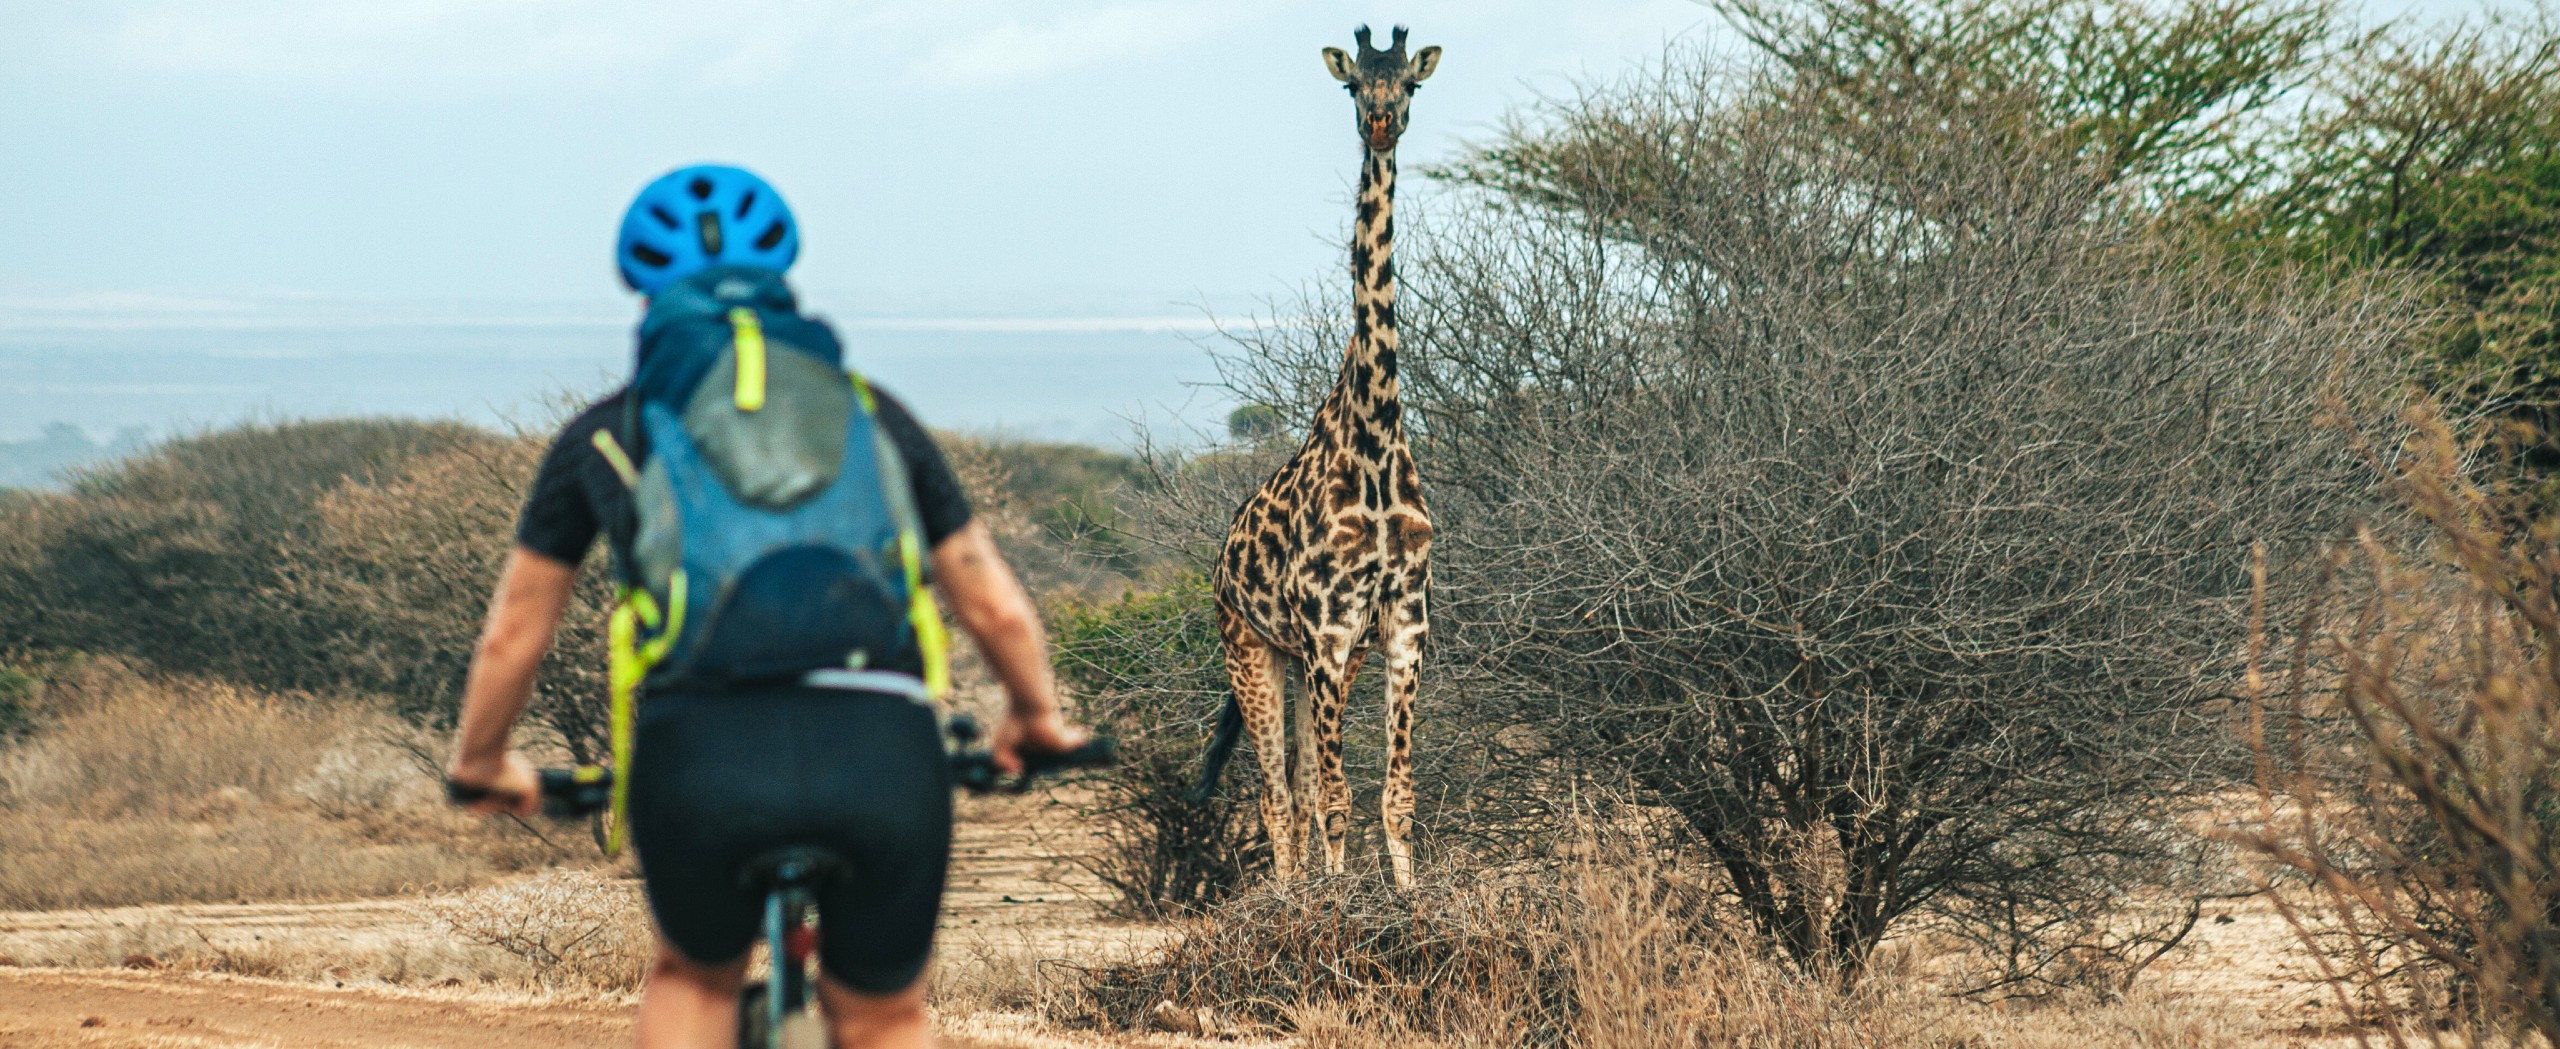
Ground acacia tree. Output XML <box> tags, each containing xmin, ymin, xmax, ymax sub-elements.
<box><xmin>2250</xmin><ymin>11</ymin><xmax>2560</xmax><ymax>452</ymax></box>
<box><xmin>1217</xmin><ymin>50</ymin><xmax>2418</xmax><ymax>983</ymax></box>
<box><xmin>1443</xmin><ymin>0</ymin><xmax>2342</xmax><ymax>225</ymax></box>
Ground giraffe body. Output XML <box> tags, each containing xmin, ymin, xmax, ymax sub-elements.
<box><xmin>1196</xmin><ymin>27</ymin><xmax>1439</xmax><ymax>888</ymax></box>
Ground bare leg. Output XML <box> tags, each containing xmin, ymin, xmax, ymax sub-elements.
<box><xmin>634</xmin><ymin>936</ymin><xmax>749</xmax><ymax>1049</ymax></box>
<box><xmin>1223</xmin><ymin>611</ymin><xmax>1300</xmax><ymax>880</ymax></box>
<box><xmin>815</xmin><ymin>971</ymin><xmax>933</xmax><ymax>1049</ymax></box>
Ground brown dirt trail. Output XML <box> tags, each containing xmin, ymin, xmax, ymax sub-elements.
<box><xmin>0</xmin><ymin>968</ymin><xmax>1043</xmax><ymax>1049</ymax></box>
<box><xmin>0</xmin><ymin>968</ymin><xmax>630</xmax><ymax>1048</ymax></box>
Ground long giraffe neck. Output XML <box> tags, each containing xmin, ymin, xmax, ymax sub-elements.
<box><xmin>1319</xmin><ymin>148</ymin><xmax>1402</xmax><ymax>440</ymax></box>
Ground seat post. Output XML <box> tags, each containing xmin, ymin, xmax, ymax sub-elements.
<box><xmin>762</xmin><ymin>882</ymin><xmax>800</xmax><ymax>1027</ymax></box>
<box><xmin>744</xmin><ymin>845</ymin><xmax>843</xmax><ymax>1029</ymax></box>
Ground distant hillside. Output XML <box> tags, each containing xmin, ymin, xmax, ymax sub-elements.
<box><xmin>0</xmin><ymin>423</ymin><xmax>152</xmax><ymax>489</ymax></box>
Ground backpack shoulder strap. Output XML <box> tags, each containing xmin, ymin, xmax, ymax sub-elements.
<box><xmin>589</xmin><ymin>428</ymin><xmax>640</xmax><ymax>487</ymax></box>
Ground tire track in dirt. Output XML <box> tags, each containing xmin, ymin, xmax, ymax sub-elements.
<box><xmin>0</xmin><ymin>795</ymin><xmax>1144</xmax><ymax>1047</ymax></box>
<box><xmin>0</xmin><ymin>968</ymin><xmax>629</xmax><ymax>1048</ymax></box>
<box><xmin>0</xmin><ymin>968</ymin><xmax>1050</xmax><ymax>1048</ymax></box>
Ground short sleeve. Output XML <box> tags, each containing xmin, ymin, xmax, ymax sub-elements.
<box><xmin>868</xmin><ymin>391</ymin><xmax>975</xmax><ymax>546</ymax></box>
<box><xmin>515</xmin><ymin>416</ymin><xmax>604</xmax><ymax>566</ymax></box>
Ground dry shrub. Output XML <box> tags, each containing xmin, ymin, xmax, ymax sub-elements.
<box><xmin>9</xmin><ymin>913</ymin><xmax>515</xmax><ymax>988</ymax></box>
<box><xmin>1203</xmin><ymin>46</ymin><xmax>2418</xmax><ymax>984</ymax></box>
<box><xmin>1969</xmin><ymin>996</ymin><xmax>2260</xmax><ymax>1049</ymax></box>
<box><xmin>0</xmin><ymin>658</ymin><xmax>567</xmax><ymax>909</ymax></box>
<box><xmin>941</xmin><ymin>433</ymin><xmax>1148</xmax><ymax>600</ymax></box>
<box><xmin>0</xmin><ymin>817</ymin><xmax>501</xmax><ymax>910</ymax></box>
<box><xmin>0</xmin><ymin>657</ymin><xmax>344</xmax><ymax>814</ymax></box>
<box><xmin>0</xmin><ymin>415</ymin><xmax>622</xmax><ymax>758</ymax></box>
<box><xmin>931</xmin><ymin>927</ymin><xmax>1048</xmax><ymax>1015</ymax></box>
<box><xmin>1060</xmin><ymin>835</ymin><xmax>1964</xmax><ymax>1048</ymax></box>
<box><xmin>1049</xmin><ymin>577</ymin><xmax>1268</xmax><ymax>916</ymax></box>
<box><xmin>425</xmin><ymin>870</ymin><xmax>652</xmax><ymax>993</ymax></box>
<box><xmin>2237</xmin><ymin>402</ymin><xmax>2560</xmax><ymax>1043</ymax></box>
<box><xmin>0</xmin><ymin>418</ymin><xmax>489</xmax><ymax>683</ymax></box>
<box><xmin>295</xmin><ymin>432</ymin><xmax>620</xmax><ymax>756</ymax></box>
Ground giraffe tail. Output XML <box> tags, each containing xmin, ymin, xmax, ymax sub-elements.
<box><xmin>1188</xmin><ymin>694</ymin><xmax>1246</xmax><ymax>804</ymax></box>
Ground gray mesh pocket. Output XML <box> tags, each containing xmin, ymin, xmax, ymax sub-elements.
<box><xmin>683</xmin><ymin>344</ymin><xmax>854</xmax><ymax>509</ymax></box>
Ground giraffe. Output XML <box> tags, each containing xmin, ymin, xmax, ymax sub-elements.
<box><xmin>1191</xmin><ymin>25</ymin><xmax>1440</xmax><ymax>889</ymax></box>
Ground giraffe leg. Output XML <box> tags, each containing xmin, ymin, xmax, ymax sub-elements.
<box><xmin>1291</xmin><ymin>652</ymin><xmax>1319</xmax><ymax>874</ymax></box>
<box><xmin>1378</xmin><ymin>586</ymin><xmax>1428</xmax><ymax>889</ymax></box>
<box><xmin>1302</xmin><ymin>640</ymin><xmax>1367</xmax><ymax>876</ymax></box>
<box><xmin>1221</xmin><ymin>613</ymin><xmax>1298</xmax><ymax>881</ymax></box>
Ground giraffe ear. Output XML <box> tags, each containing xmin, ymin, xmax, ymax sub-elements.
<box><xmin>1322</xmin><ymin>47</ymin><xmax>1359</xmax><ymax>83</ymax></box>
<box><xmin>1409</xmin><ymin>46</ymin><xmax>1441</xmax><ymax>83</ymax></box>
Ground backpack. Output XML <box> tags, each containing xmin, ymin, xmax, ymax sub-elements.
<box><xmin>590</xmin><ymin>267</ymin><xmax>949</xmax><ymax>850</ymax></box>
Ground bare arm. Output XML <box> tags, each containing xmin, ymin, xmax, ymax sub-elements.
<box><xmin>445</xmin><ymin>546</ymin><xmax>577</xmax><ymax>815</ymax></box>
<box><xmin>931</xmin><ymin>520</ymin><xmax>1085</xmax><ymax>771</ymax></box>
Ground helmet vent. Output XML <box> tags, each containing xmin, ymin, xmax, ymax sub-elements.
<box><xmin>697</xmin><ymin>212</ymin><xmax>725</xmax><ymax>255</ymax></box>
<box><xmin>617</xmin><ymin>164</ymin><xmax>798</xmax><ymax>293</ymax></box>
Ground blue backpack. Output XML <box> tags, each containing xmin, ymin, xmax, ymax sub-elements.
<box><xmin>590</xmin><ymin>267</ymin><xmax>948</xmax><ymax>849</ymax></box>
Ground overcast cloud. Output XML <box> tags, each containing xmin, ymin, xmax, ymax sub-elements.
<box><xmin>0</xmin><ymin>1</ymin><xmax>1721</xmax><ymax>321</ymax></box>
<box><xmin>0</xmin><ymin>0</ymin><xmax>2485</xmax><ymax>322</ymax></box>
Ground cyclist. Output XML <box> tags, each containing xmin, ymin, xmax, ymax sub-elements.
<box><xmin>444</xmin><ymin>163</ymin><xmax>1087</xmax><ymax>1049</ymax></box>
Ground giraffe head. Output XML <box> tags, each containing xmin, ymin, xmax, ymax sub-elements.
<box><xmin>1323</xmin><ymin>25</ymin><xmax>1440</xmax><ymax>154</ymax></box>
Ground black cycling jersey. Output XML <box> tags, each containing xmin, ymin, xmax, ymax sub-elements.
<box><xmin>514</xmin><ymin>386</ymin><xmax>974</xmax><ymax>571</ymax></box>
<box><xmin>515</xmin><ymin>383</ymin><xmax>972</xmax><ymax>990</ymax></box>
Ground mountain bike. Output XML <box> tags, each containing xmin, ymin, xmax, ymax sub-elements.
<box><xmin>453</xmin><ymin>713</ymin><xmax>1114</xmax><ymax>1049</ymax></box>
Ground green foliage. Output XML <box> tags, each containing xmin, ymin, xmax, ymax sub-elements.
<box><xmin>942</xmin><ymin>434</ymin><xmax>1154</xmax><ymax>586</ymax></box>
<box><xmin>1052</xmin><ymin>575</ymin><xmax>1225</xmax><ymax>694</ymax></box>
<box><xmin>994</xmin><ymin>440</ymin><xmax>1148</xmax><ymax>575</ymax></box>
<box><xmin>0</xmin><ymin>418</ymin><xmax>492</xmax><ymax>690</ymax></box>
<box><xmin>0</xmin><ymin>417</ymin><xmax>625</xmax><ymax>756</ymax></box>
<box><xmin>0</xmin><ymin>663</ymin><xmax>36</xmax><ymax>740</ymax></box>
<box><xmin>1440</xmin><ymin>0</ymin><xmax>2340</xmax><ymax>221</ymax></box>
<box><xmin>1051</xmin><ymin>576</ymin><xmax>1267</xmax><ymax>915</ymax></box>
<box><xmin>1225</xmin><ymin>404</ymin><xmax>1286</xmax><ymax>442</ymax></box>
<box><xmin>2247</xmin><ymin>14</ymin><xmax>2560</xmax><ymax>409</ymax></box>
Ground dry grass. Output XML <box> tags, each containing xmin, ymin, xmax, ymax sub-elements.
<box><xmin>932</xmin><ymin>926</ymin><xmax>1054</xmax><ymax>1015</ymax></box>
<box><xmin>2233</xmin><ymin>404</ymin><xmax>2560</xmax><ymax>1043</ymax></box>
<box><xmin>6</xmin><ymin>910</ymin><xmax>522</xmax><ymax>989</ymax></box>
<box><xmin>1059</xmin><ymin>840</ymin><xmax>1979</xmax><ymax>1048</ymax></box>
<box><xmin>0</xmin><ymin>658</ymin><xmax>572</xmax><ymax>909</ymax></box>
<box><xmin>423</xmin><ymin>870</ymin><xmax>653</xmax><ymax>993</ymax></box>
<box><xmin>1049</xmin><ymin>828</ymin><xmax>2302</xmax><ymax>1049</ymax></box>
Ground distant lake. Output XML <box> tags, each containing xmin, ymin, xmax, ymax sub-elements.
<box><xmin>0</xmin><ymin>316</ymin><xmax>1238</xmax><ymax>452</ymax></box>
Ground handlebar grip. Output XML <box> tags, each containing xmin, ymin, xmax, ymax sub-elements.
<box><xmin>540</xmin><ymin>766</ymin><xmax>614</xmax><ymax>819</ymax></box>
<box><xmin>950</xmin><ymin>737</ymin><xmax>1118</xmax><ymax>795</ymax></box>
<box><xmin>1021</xmin><ymin>738</ymin><xmax>1118</xmax><ymax>775</ymax></box>
<box><xmin>445</xmin><ymin>766</ymin><xmax>613</xmax><ymax>820</ymax></box>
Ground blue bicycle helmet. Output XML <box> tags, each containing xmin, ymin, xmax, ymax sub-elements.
<box><xmin>616</xmin><ymin>164</ymin><xmax>800</xmax><ymax>294</ymax></box>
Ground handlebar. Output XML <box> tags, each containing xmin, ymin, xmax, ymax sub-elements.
<box><xmin>444</xmin><ymin>714</ymin><xmax>1114</xmax><ymax>816</ymax></box>
<box><xmin>942</xmin><ymin>713</ymin><xmax>1118</xmax><ymax>794</ymax></box>
<box><xmin>445</xmin><ymin>766</ymin><xmax>613</xmax><ymax>819</ymax></box>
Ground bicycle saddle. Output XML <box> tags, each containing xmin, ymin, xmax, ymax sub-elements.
<box><xmin>738</xmin><ymin>846</ymin><xmax>846</xmax><ymax>890</ymax></box>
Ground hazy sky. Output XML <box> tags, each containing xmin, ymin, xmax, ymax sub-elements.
<box><xmin>0</xmin><ymin>0</ymin><xmax>2488</xmax><ymax>324</ymax></box>
<box><xmin>0</xmin><ymin>1</ymin><xmax>1730</xmax><ymax>321</ymax></box>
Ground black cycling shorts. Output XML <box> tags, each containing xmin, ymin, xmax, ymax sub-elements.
<box><xmin>627</xmin><ymin>685</ymin><xmax>952</xmax><ymax>993</ymax></box>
